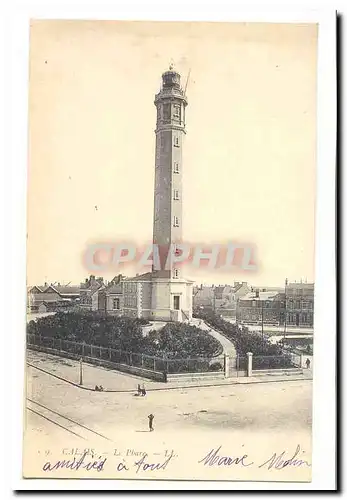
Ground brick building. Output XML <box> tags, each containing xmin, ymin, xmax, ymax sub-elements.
<box><xmin>236</xmin><ymin>282</ymin><xmax>314</xmax><ymax>328</ymax></box>
<box><xmin>237</xmin><ymin>289</ymin><xmax>281</xmax><ymax>325</ymax></box>
<box><xmin>282</xmin><ymin>282</ymin><xmax>314</xmax><ymax>328</ymax></box>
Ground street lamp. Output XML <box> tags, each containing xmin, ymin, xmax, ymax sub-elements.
<box><xmin>261</xmin><ymin>300</ymin><xmax>264</xmax><ymax>347</ymax></box>
<box><xmin>284</xmin><ymin>278</ymin><xmax>288</xmax><ymax>343</ymax></box>
<box><xmin>79</xmin><ymin>357</ymin><xmax>83</xmax><ymax>386</ymax></box>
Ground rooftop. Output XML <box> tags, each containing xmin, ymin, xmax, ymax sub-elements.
<box><xmin>241</xmin><ymin>291</ymin><xmax>280</xmax><ymax>302</ymax></box>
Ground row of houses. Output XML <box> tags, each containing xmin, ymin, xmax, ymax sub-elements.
<box><xmin>27</xmin><ymin>283</ymin><xmax>80</xmax><ymax>313</ymax></box>
<box><xmin>193</xmin><ymin>281</ymin><xmax>314</xmax><ymax>328</ymax></box>
<box><xmin>29</xmin><ymin>273</ymin><xmax>188</xmax><ymax>320</ymax></box>
<box><xmin>28</xmin><ymin>275</ymin><xmax>125</xmax><ymax>315</ymax></box>
<box><xmin>27</xmin><ymin>277</ymin><xmax>314</xmax><ymax>328</ymax></box>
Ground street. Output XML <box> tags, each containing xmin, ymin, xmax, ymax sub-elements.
<box><xmin>25</xmin><ymin>352</ymin><xmax>312</xmax><ymax>441</ymax></box>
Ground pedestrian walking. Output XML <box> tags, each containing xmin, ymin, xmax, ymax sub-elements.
<box><xmin>148</xmin><ymin>414</ymin><xmax>154</xmax><ymax>432</ymax></box>
<box><xmin>141</xmin><ymin>384</ymin><xmax>146</xmax><ymax>396</ymax></box>
<box><xmin>305</xmin><ymin>358</ymin><xmax>311</xmax><ymax>369</ymax></box>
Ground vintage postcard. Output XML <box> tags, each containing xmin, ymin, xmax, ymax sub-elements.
<box><xmin>20</xmin><ymin>14</ymin><xmax>335</xmax><ymax>487</ymax></box>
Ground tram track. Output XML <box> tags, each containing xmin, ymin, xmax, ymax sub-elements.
<box><xmin>26</xmin><ymin>398</ymin><xmax>112</xmax><ymax>442</ymax></box>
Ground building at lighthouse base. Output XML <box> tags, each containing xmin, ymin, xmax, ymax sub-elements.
<box><xmin>123</xmin><ymin>272</ymin><xmax>193</xmax><ymax>322</ymax></box>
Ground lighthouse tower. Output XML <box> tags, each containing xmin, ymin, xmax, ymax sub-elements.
<box><xmin>150</xmin><ymin>66</ymin><xmax>193</xmax><ymax>321</ymax></box>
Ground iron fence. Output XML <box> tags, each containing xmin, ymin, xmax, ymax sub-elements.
<box><xmin>26</xmin><ymin>334</ymin><xmax>222</xmax><ymax>374</ymax></box>
<box><xmin>252</xmin><ymin>354</ymin><xmax>298</xmax><ymax>370</ymax></box>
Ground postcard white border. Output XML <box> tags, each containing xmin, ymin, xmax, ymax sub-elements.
<box><xmin>2</xmin><ymin>0</ymin><xmax>337</xmax><ymax>493</ymax></box>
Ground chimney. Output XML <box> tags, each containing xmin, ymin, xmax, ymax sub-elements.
<box><xmin>85</xmin><ymin>278</ymin><xmax>88</xmax><ymax>283</ymax></box>
<box><xmin>44</xmin><ymin>282</ymin><xmax>48</xmax><ymax>287</ymax></box>
<box><xmin>90</xmin><ymin>275</ymin><xmax>96</xmax><ymax>283</ymax></box>
<box><xmin>255</xmin><ymin>289</ymin><xmax>259</xmax><ymax>298</ymax></box>
<box><xmin>58</xmin><ymin>282</ymin><xmax>61</xmax><ymax>286</ymax></box>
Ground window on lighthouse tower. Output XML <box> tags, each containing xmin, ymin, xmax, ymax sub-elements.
<box><xmin>163</xmin><ymin>104</ymin><xmax>170</xmax><ymax>122</ymax></box>
<box><xmin>173</xmin><ymin>104</ymin><xmax>181</xmax><ymax>120</ymax></box>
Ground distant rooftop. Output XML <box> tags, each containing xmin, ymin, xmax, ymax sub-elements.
<box><xmin>241</xmin><ymin>291</ymin><xmax>280</xmax><ymax>301</ymax></box>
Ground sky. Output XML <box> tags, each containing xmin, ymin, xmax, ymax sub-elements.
<box><xmin>27</xmin><ymin>20</ymin><xmax>317</xmax><ymax>287</ymax></box>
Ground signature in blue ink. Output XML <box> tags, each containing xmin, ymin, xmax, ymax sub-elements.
<box><xmin>258</xmin><ymin>444</ymin><xmax>311</xmax><ymax>470</ymax></box>
<box><xmin>198</xmin><ymin>446</ymin><xmax>254</xmax><ymax>467</ymax></box>
<box><xmin>134</xmin><ymin>451</ymin><xmax>175</xmax><ymax>473</ymax></box>
<box><xmin>42</xmin><ymin>451</ymin><xmax>107</xmax><ymax>472</ymax></box>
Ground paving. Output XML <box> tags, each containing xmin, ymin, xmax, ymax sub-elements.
<box><xmin>25</xmin><ymin>354</ymin><xmax>312</xmax><ymax>443</ymax></box>
<box><xmin>189</xmin><ymin>318</ymin><xmax>237</xmax><ymax>357</ymax></box>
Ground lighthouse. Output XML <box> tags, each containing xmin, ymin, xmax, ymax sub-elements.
<box><xmin>152</xmin><ymin>65</ymin><xmax>187</xmax><ymax>279</ymax></box>
<box><xmin>123</xmin><ymin>66</ymin><xmax>193</xmax><ymax>322</ymax></box>
<box><xmin>150</xmin><ymin>66</ymin><xmax>193</xmax><ymax>321</ymax></box>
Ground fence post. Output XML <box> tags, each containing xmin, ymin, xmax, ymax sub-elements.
<box><xmin>224</xmin><ymin>353</ymin><xmax>230</xmax><ymax>378</ymax></box>
<box><xmin>153</xmin><ymin>358</ymin><xmax>156</xmax><ymax>372</ymax></box>
<box><xmin>247</xmin><ymin>352</ymin><xmax>253</xmax><ymax>377</ymax></box>
<box><xmin>109</xmin><ymin>347</ymin><xmax>111</xmax><ymax>360</ymax></box>
<box><xmin>129</xmin><ymin>353</ymin><xmax>132</xmax><ymax>365</ymax></box>
<box><xmin>59</xmin><ymin>338</ymin><xmax>62</xmax><ymax>351</ymax></box>
<box><xmin>141</xmin><ymin>354</ymin><xmax>144</xmax><ymax>367</ymax></box>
